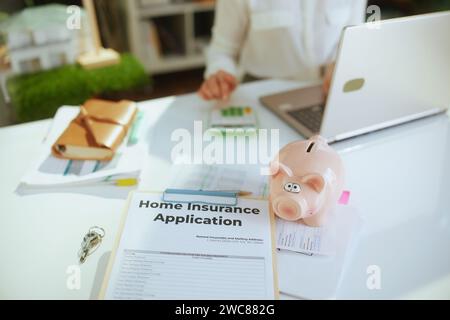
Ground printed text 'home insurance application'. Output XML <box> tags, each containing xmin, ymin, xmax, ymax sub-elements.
<box><xmin>101</xmin><ymin>191</ymin><xmax>277</xmax><ymax>299</ymax></box>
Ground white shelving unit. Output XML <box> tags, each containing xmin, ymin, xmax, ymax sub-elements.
<box><xmin>125</xmin><ymin>0</ymin><xmax>215</xmax><ymax>74</ymax></box>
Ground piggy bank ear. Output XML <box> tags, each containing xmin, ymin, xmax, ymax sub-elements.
<box><xmin>269</xmin><ymin>161</ymin><xmax>293</xmax><ymax>177</ymax></box>
<box><xmin>301</xmin><ymin>174</ymin><xmax>325</xmax><ymax>193</ymax></box>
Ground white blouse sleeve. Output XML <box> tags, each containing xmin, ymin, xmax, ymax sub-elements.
<box><xmin>349</xmin><ymin>0</ymin><xmax>368</xmax><ymax>26</ymax></box>
<box><xmin>325</xmin><ymin>0</ymin><xmax>367</xmax><ymax>63</ymax></box>
<box><xmin>204</xmin><ymin>0</ymin><xmax>249</xmax><ymax>79</ymax></box>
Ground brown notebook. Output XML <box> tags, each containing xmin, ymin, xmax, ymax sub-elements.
<box><xmin>52</xmin><ymin>99</ymin><xmax>137</xmax><ymax>161</ymax></box>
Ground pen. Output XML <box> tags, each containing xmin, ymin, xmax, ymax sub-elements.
<box><xmin>204</xmin><ymin>190</ymin><xmax>253</xmax><ymax>197</ymax></box>
<box><xmin>235</xmin><ymin>190</ymin><xmax>253</xmax><ymax>197</ymax></box>
<box><xmin>127</xmin><ymin>111</ymin><xmax>144</xmax><ymax>145</ymax></box>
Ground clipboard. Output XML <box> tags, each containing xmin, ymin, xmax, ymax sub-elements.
<box><xmin>99</xmin><ymin>190</ymin><xmax>279</xmax><ymax>300</ymax></box>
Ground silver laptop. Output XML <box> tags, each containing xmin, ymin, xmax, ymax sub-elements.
<box><xmin>260</xmin><ymin>11</ymin><xmax>450</xmax><ymax>143</ymax></box>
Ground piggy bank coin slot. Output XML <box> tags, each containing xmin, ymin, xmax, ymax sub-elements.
<box><xmin>306</xmin><ymin>142</ymin><xmax>315</xmax><ymax>153</ymax></box>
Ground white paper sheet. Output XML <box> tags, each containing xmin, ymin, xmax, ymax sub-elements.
<box><xmin>276</xmin><ymin>215</ymin><xmax>336</xmax><ymax>256</ymax></box>
<box><xmin>277</xmin><ymin>205</ymin><xmax>363</xmax><ymax>299</ymax></box>
<box><xmin>169</xmin><ymin>164</ymin><xmax>269</xmax><ymax>198</ymax></box>
<box><xmin>102</xmin><ymin>192</ymin><xmax>277</xmax><ymax>299</ymax></box>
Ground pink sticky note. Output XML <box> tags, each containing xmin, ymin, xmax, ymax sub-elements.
<box><xmin>338</xmin><ymin>190</ymin><xmax>350</xmax><ymax>205</ymax></box>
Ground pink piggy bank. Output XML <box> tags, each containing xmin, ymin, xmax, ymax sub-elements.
<box><xmin>269</xmin><ymin>135</ymin><xmax>344</xmax><ymax>227</ymax></box>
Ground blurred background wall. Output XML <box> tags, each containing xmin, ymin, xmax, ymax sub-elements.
<box><xmin>0</xmin><ymin>0</ymin><xmax>449</xmax><ymax>125</ymax></box>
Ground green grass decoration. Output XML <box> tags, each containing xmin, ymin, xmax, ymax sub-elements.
<box><xmin>7</xmin><ymin>53</ymin><xmax>150</xmax><ymax>123</ymax></box>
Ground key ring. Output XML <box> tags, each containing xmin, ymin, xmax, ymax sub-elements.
<box><xmin>78</xmin><ymin>226</ymin><xmax>105</xmax><ymax>264</ymax></box>
<box><xmin>89</xmin><ymin>226</ymin><xmax>105</xmax><ymax>238</ymax></box>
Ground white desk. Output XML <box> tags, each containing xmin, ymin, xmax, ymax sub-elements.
<box><xmin>1</xmin><ymin>79</ymin><xmax>450</xmax><ymax>299</ymax></box>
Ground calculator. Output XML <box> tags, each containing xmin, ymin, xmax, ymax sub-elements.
<box><xmin>209</xmin><ymin>105</ymin><xmax>258</xmax><ymax>131</ymax></box>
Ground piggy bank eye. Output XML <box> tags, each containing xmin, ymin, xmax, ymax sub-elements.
<box><xmin>284</xmin><ymin>183</ymin><xmax>293</xmax><ymax>192</ymax></box>
<box><xmin>291</xmin><ymin>183</ymin><xmax>301</xmax><ymax>193</ymax></box>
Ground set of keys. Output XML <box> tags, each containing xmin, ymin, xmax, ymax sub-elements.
<box><xmin>78</xmin><ymin>226</ymin><xmax>105</xmax><ymax>264</ymax></box>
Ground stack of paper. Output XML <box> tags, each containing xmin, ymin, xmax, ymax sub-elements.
<box><xmin>18</xmin><ymin>106</ymin><xmax>144</xmax><ymax>191</ymax></box>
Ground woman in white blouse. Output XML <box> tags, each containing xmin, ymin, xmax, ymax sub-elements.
<box><xmin>198</xmin><ymin>0</ymin><xmax>367</xmax><ymax>100</ymax></box>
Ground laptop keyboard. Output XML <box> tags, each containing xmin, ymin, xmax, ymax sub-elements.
<box><xmin>287</xmin><ymin>104</ymin><xmax>325</xmax><ymax>134</ymax></box>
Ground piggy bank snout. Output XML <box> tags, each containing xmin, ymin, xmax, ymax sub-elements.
<box><xmin>272</xmin><ymin>196</ymin><xmax>307</xmax><ymax>221</ymax></box>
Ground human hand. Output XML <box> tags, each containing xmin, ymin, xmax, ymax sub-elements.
<box><xmin>198</xmin><ymin>70</ymin><xmax>238</xmax><ymax>101</ymax></box>
<box><xmin>322</xmin><ymin>62</ymin><xmax>335</xmax><ymax>97</ymax></box>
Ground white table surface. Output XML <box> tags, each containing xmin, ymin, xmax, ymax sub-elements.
<box><xmin>1</xmin><ymin>79</ymin><xmax>450</xmax><ymax>299</ymax></box>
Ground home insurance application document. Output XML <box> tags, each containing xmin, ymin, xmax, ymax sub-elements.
<box><xmin>100</xmin><ymin>191</ymin><xmax>278</xmax><ymax>299</ymax></box>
